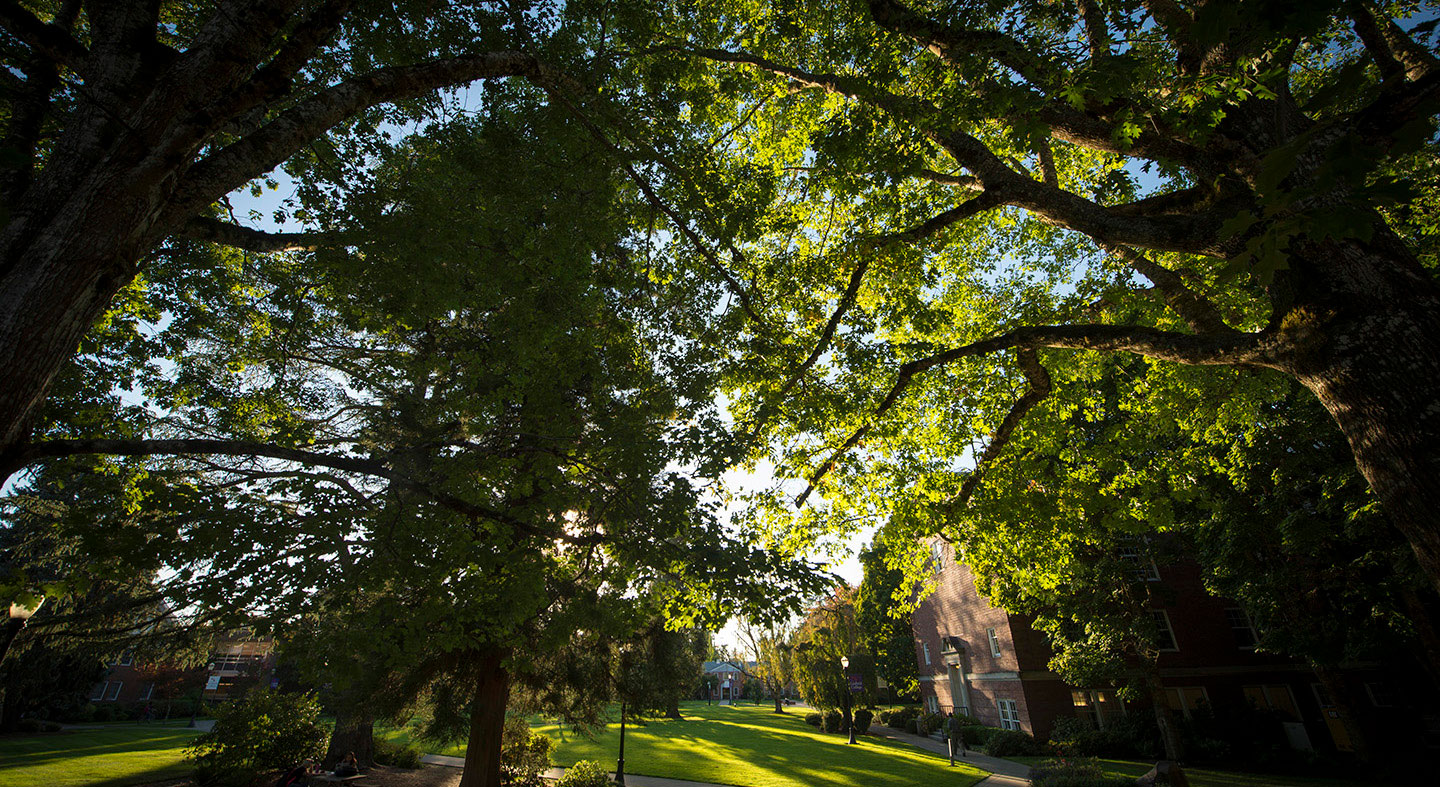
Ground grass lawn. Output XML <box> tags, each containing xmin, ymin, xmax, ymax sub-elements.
<box><xmin>0</xmin><ymin>726</ymin><xmax>203</xmax><ymax>787</ymax></box>
<box><xmin>386</xmin><ymin>702</ymin><xmax>987</xmax><ymax>787</ymax></box>
<box><xmin>1008</xmin><ymin>756</ymin><xmax>1382</xmax><ymax>787</ymax></box>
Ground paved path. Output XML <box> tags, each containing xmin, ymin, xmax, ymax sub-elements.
<box><xmin>419</xmin><ymin>756</ymin><xmax>731</xmax><ymax>787</ymax></box>
<box><xmin>867</xmin><ymin>725</ymin><xmax>1031</xmax><ymax>787</ymax></box>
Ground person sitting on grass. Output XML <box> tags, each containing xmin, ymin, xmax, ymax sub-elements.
<box><xmin>333</xmin><ymin>752</ymin><xmax>361</xmax><ymax>777</ymax></box>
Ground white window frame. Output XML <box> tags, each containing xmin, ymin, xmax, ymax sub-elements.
<box><xmin>930</xmin><ymin>541</ymin><xmax>946</xmax><ymax>573</ymax></box>
<box><xmin>1118</xmin><ymin>546</ymin><xmax>1161</xmax><ymax>581</ymax></box>
<box><xmin>987</xmin><ymin>627</ymin><xmax>1002</xmax><ymax>658</ymax></box>
<box><xmin>997</xmin><ymin>699</ymin><xmax>1021</xmax><ymax>731</ymax></box>
<box><xmin>1151</xmin><ymin>610</ymin><xmax>1179</xmax><ymax>652</ymax></box>
<box><xmin>921</xmin><ymin>640</ymin><xmax>931</xmax><ymax>665</ymax></box>
<box><xmin>1225</xmin><ymin>607</ymin><xmax>1258</xmax><ymax>649</ymax></box>
<box><xmin>90</xmin><ymin>682</ymin><xmax>109</xmax><ymax>702</ymax></box>
<box><xmin>1165</xmin><ymin>686</ymin><xmax>1210</xmax><ymax>719</ymax></box>
<box><xmin>139</xmin><ymin>683</ymin><xmax>155</xmax><ymax>701</ymax></box>
<box><xmin>105</xmin><ymin>681</ymin><xmax>123</xmax><ymax>701</ymax></box>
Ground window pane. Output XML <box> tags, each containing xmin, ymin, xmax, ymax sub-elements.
<box><xmin>106</xmin><ymin>682</ymin><xmax>122</xmax><ymax>701</ymax></box>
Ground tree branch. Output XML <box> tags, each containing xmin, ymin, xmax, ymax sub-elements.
<box><xmin>1347</xmin><ymin>0</ymin><xmax>1438</xmax><ymax>82</ymax></box>
<box><xmin>179</xmin><ymin>216</ymin><xmax>336</xmax><ymax>253</ymax></box>
<box><xmin>866</xmin><ymin>0</ymin><xmax>1058</xmax><ymax>88</ymax></box>
<box><xmin>797</xmin><ymin>347</ymin><xmax>1052</xmax><ymax>506</ymax></box>
<box><xmin>0</xmin><ymin>0</ymin><xmax>88</xmax><ymax>71</ymax></box>
<box><xmin>1105</xmin><ymin>245</ymin><xmax>1236</xmax><ymax>335</ymax></box>
<box><xmin>1075</xmin><ymin>0</ymin><xmax>1110</xmax><ymax>60</ymax></box>
<box><xmin>791</xmin><ymin>323</ymin><xmax>1268</xmax><ymax>505</ymax></box>
<box><xmin>0</xmin><ymin>438</ymin><xmax>599</xmax><ymax>546</ymax></box>
<box><xmin>171</xmin><ymin>51</ymin><xmax>544</xmax><ymax>217</ymax></box>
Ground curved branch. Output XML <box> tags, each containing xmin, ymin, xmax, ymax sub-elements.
<box><xmin>797</xmin><ymin>347</ymin><xmax>1052</xmax><ymax>506</ymax></box>
<box><xmin>0</xmin><ymin>438</ymin><xmax>599</xmax><ymax>546</ymax></box>
<box><xmin>1105</xmin><ymin>245</ymin><xmax>1236</xmax><ymax>335</ymax></box>
<box><xmin>791</xmin><ymin>323</ymin><xmax>1268</xmax><ymax>505</ymax></box>
<box><xmin>171</xmin><ymin>51</ymin><xmax>544</xmax><ymax>217</ymax></box>
<box><xmin>866</xmin><ymin>0</ymin><xmax>1058</xmax><ymax>87</ymax></box>
<box><xmin>0</xmin><ymin>0</ymin><xmax>88</xmax><ymax>71</ymax></box>
<box><xmin>179</xmin><ymin>216</ymin><xmax>337</xmax><ymax>252</ymax></box>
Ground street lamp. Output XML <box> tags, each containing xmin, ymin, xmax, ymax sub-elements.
<box><xmin>840</xmin><ymin>656</ymin><xmax>857</xmax><ymax>745</ymax></box>
<box><xmin>616</xmin><ymin>645</ymin><xmax>631</xmax><ymax>786</ymax></box>
<box><xmin>1</xmin><ymin>597</ymin><xmax>45</xmax><ymax>668</ymax></box>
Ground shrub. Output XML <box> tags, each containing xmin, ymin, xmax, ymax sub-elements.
<box><xmin>1030</xmin><ymin>757</ymin><xmax>1133</xmax><ymax>787</ymax></box>
<box><xmin>880</xmin><ymin>706</ymin><xmax>921</xmax><ymax>729</ymax></box>
<box><xmin>852</xmin><ymin>709</ymin><xmax>874</xmax><ymax>735</ymax></box>
<box><xmin>1050</xmin><ymin>715</ymin><xmax>1161</xmax><ymax>760</ymax></box>
<box><xmin>805</xmin><ymin>712</ymin><xmax>822</xmax><ymax>727</ymax></box>
<box><xmin>186</xmin><ymin>689</ymin><xmax>326</xmax><ymax>786</ymax></box>
<box><xmin>916</xmin><ymin>711</ymin><xmax>947</xmax><ymax>735</ymax></box>
<box><xmin>556</xmin><ymin>760</ymin><xmax>611</xmax><ymax>787</ymax></box>
<box><xmin>954</xmin><ymin>712</ymin><xmax>983</xmax><ymax>727</ymax></box>
<box><xmin>373</xmin><ymin>738</ymin><xmax>423</xmax><ymax>769</ymax></box>
<box><xmin>960</xmin><ymin>725</ymin><xmax>1003</xmax><ymax>747</ymax></box>
<box><xmin>822</xmin><ymin>709</ymin><xmax>844</xmax><ymax>733</ymax></box>
<box><xmin>501</xmin><ymin>713</ymin><xmax>554</xmax><ymax>787</ymax></box>
<box><xmin>92</xmin><ymin>705</ymin><xmax>120</xmax><ymax>723</ymax></box>
<box><xmin>984</xmin><ymin>729</ymin><xmax>1048</xmax><ymax>757</ymax></box>
<box><xmin>15</xmin><ymin>718</ymin><xmax>60</xmax><ymax>733</ymax></box>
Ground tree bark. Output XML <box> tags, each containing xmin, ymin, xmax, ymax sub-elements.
<box><xmin>1270</xmin><ymin>241</ymin><xmax>1440</xmax><ymax>596</ymax></box>
<box><xmin>458</xmin><ymin>648</ymin><xmax>511</xmax><ymax>787</ymax></box>
<box><xmin>324</xmin><ymin>706</ymin><xmax>376</xmax><ymax>769</ymax></box>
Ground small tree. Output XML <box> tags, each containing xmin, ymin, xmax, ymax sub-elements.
<box><xmin>186</xmin><ymin>689</ymin><xmax>326</xmax><ymax>786</ymax></box>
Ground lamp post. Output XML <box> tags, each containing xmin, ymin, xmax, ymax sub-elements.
<box><xmin>840</xmin><ymin>656</ymin><xmax>857</xmax><ymax>745</ymax></box>
<box><xmin>1</xmin><ymin>597</ymin><xmax>45</xmax><ymax>668</ymax></box>
<box><xmin>616</xmin><ymin>645</ymin><xmax>631</xmax><ymax>786</ymax></box>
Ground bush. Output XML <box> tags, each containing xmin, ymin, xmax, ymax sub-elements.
<box><xmin>805</xmin><ymin>712</ymin><xmax>822</xmax><ymax>727</ymax></box>
<box><xmin>501</xmin><ymin>713</ymin><xmax>554</xmax><ymax>787</ymax></box>
<box><xmin>851</xmin><ymin>708</ymin><xmax>873</xmax><ymax>735</ymax></box>
<box><xmin>960</xmin><ymin>725</ymin><xmax>1003</xmax><ymax>747</ymax></box>
<box><xmin>984</xmin><ymin>728</ymin><xmax>1048</xmax><ymax>757</ymax></box>
<box><xmin>186</xmin><ymin>689</ymin><xmax>326</xmax><ymax>786</ymax></box>
<box><xmin>879</xmin><ymin>706</ymin><xmax>921</xmax><ymax>729</ymax></box>
<box><xmin>373</xmin><ymin>738</ymin><xmax>423</xmax><ymax>769</ymax></box>
<box><xmin>15</xmin><ymin>719</ymin><xmax>60</xmax><ymax>733</ymax></box>
<box><xmin>822</xmin><ymin>709</ymin><xmax>845</xmax><ymax>733</ymax></box>
<box><xmin>556</xmin><ymin>760</ymin><xmax>611</xmax><ymax>787</ymax></box>
<box><xmin>916</xmin><ymin>711</ymin><xmax>947</xmax><ymax>735</ymax></box>
<box><xmin>1030</xmin><ymin>757</ymin><xmax>1133</xmax><ymax>787</ymax></box>
<box><xmin>954</xmin><ymin>712</ymin><xmax>984</xmax><ymax>727</ymax></box>
<box><xmin>1050</xmin><ymin>715</ymin><xmax>1161</xmax><ymax>760</ymax></box>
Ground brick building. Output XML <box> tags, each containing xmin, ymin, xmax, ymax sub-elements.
<box><xmin>912</xmin><ymin>539</ymin><xmax>1416</xmax><ymax>754</ymax></box>
<box><xmin>89</xmin><ymin>629</ymin><xmax>275</xmax><ymax>707</ymax></box>
<box><xmin>702</xmin><ymin>659</ymin><xmax>754</xmax><ymax>702</ymax></box>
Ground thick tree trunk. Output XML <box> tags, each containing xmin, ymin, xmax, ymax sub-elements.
<box><xmin>1273</xmin><ymin>241</ymin><xmax>1440</xmax><ymax>596</ymax></box>
<box><xmin>666</xmin><ymin>698</ymin><xmax>682</xmax><ymax>719</ymax></box>
<box><xmin>773</xmin><ymin>693</ymin><xmax>783</xmax><ymax>713</ymax></box>
<box><xmin>324</xmin><ymin>707</ymin><xmax>376</xmax><ymax>769</ymax></box>
<box><xmin>458</xmin><ymin>649</ymin><xmax>511</xmax><ymax>787</ymax></box>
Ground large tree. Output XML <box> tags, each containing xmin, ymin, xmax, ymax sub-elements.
<box><xmin>650</xmin><ymin>0</ymin><xmax>1440</xmax><ymax>592</ymax></box>
<box><xmin>0</xmin><ymin>0</ymin><xmax>567</xmax><ymax>474</ymax></box>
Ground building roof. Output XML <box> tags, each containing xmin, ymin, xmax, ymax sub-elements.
<box><xmin>702</xmin><ymin>659</ymin><xmax>756</xmax><ymax>673</ymax></box>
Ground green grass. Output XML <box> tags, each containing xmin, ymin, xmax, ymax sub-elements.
<box><xmin>1009</xmin><ymin>756</ymin><xmax>1381</xmax><ymax>787</ymax></box>
<box><xmin>386</xmin><ymin>702</ymin><xmax>987</xmax><ymax>787</ymax></box>
<box><xmin>0</xmin><ymin>726</ymin><xmax>203</xmax><ymax>787</ymax></box>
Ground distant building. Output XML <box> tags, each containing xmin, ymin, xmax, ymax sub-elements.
<box><xmin>200</xmin><ymin>629</ymin><xmax>275</xmax><ymax>701</ymax></box>
<box><xmin>912</xmin><ymin>539</ymin><xmax>1422</xmax><ymax>755</ymax></box>
<box><xmin>702</xmin><ymin>659</ymin><xmax>755</xmax><ymax>702</ymax></box>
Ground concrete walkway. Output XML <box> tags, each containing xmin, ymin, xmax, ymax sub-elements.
<box><xmin>419</xmin><ymin>756</ymin><xmax>731</xmax><ymax>787</ymax></box>
<box><xmin>867</xmin><ymin>724</ymin><xmax>1031</xmax><ymax>787</ymax></box>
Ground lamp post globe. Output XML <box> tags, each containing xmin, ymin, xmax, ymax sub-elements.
<box><xmin>1</xmin><ymin>597</ymin><xmax>45</xmax><ymax>668</ymax></box>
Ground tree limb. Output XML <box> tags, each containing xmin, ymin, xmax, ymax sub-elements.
<box><xmin>798</xmin><ymin>347</ymin><xmax>1052</xmax><ymax>506</ymax></box>
<box><xmin>1104</xmin><ymin>245</ymin><xmax>1236</xmax><ymax>335</ymax></box>
<box><xmin>0</xmin><ymin>438</ymin><xmax>599</xmax><ymax>546</ymax></box>
<box><xmin>171</xmin><ymin>51</ymin><xmax>544</xmax><ymax>217</ymax></box>
<box><xmin>179</xmin><ymin>216</ymin><xmax>336</xmax><ymax>252</ymax></box>
<box><xmin>1075</xmin><ymin>0</ymin><xmax>1110</xmax><ymax>60</ymax></box>
<box><xmin>866</xmin><ymin>0</ymin><xmax>1058</xmax><ymax>88</ymax></box>
<box><xmin>0</xmin><ymin>0</ymin><xmax>88</xmax><ymax>71</ymax></box>
<box><xmin>1347</xmin><ymin>0</ymin><xmax>1438</xmax><ymax>82</ymax></box>
<box><xmin>791</xmin><ymin>323</ymin><xmax>1268</xmax><ymax>505</ymax></box>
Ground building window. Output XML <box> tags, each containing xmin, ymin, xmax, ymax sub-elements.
<box><xmin>139</xmin><ymin>683</ymin><xmax>155</xmax><ymax>701</ymax></box>
<box><xmin>1365</xmin><ymin>682</ymin><xmax>1395</xmax><ymax>708</ymax></box>
<box><xmin>1163</xmin><ymin>687</ymin><xmax>1208</xmax><ymax>719</ymax></box>
<box><xmin>1119</xmin><ymin>546</ymin><xmax>1160</xmax><ymax>581</ymax></box>
<box><xmin>1151</xmin><ymin>610</ymin><xmax>1179</xmax><ymax>651</ymax></box>
<box><xmin>987</xmin><ymin>628</ymin><xmax>1002</xmax><ymax>658</ymax></box>
<box><xmin>105</xmin><ymin>682</ymin><xmax>123</xmax><ymax>701</ymax></box>
<box><xmin>90</xmin><ymin>683</ymin><xmax>108</xmax><ymax>702</ymax></box>
<box><xmin>921</xmin><ymin>641</ymin><xmax>931</xmax><ymax>665</ymax></box>
<box><xmin>1244</xmin><ymin>684</ymin><xmax>1299</xmax><ymax>721</ymax></box>
<box><xmin>1226</xmin><ymin>608</ymin><xmax>1258</xmax><ymax>649</ymax></box>
<box><xmin>929</xmin><ymin>541</ymin><xmax>946</xmax><ymax>573</ymax></box>
<box><xmin>1072</xmin><ymin>690</ymin><xmax>1122</xmax><ymax>727</ymax></box>
<box><xmin>997</xmin><ymin>699</ymin><xmax>1021</xmax><ymax>731</ymax></box>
